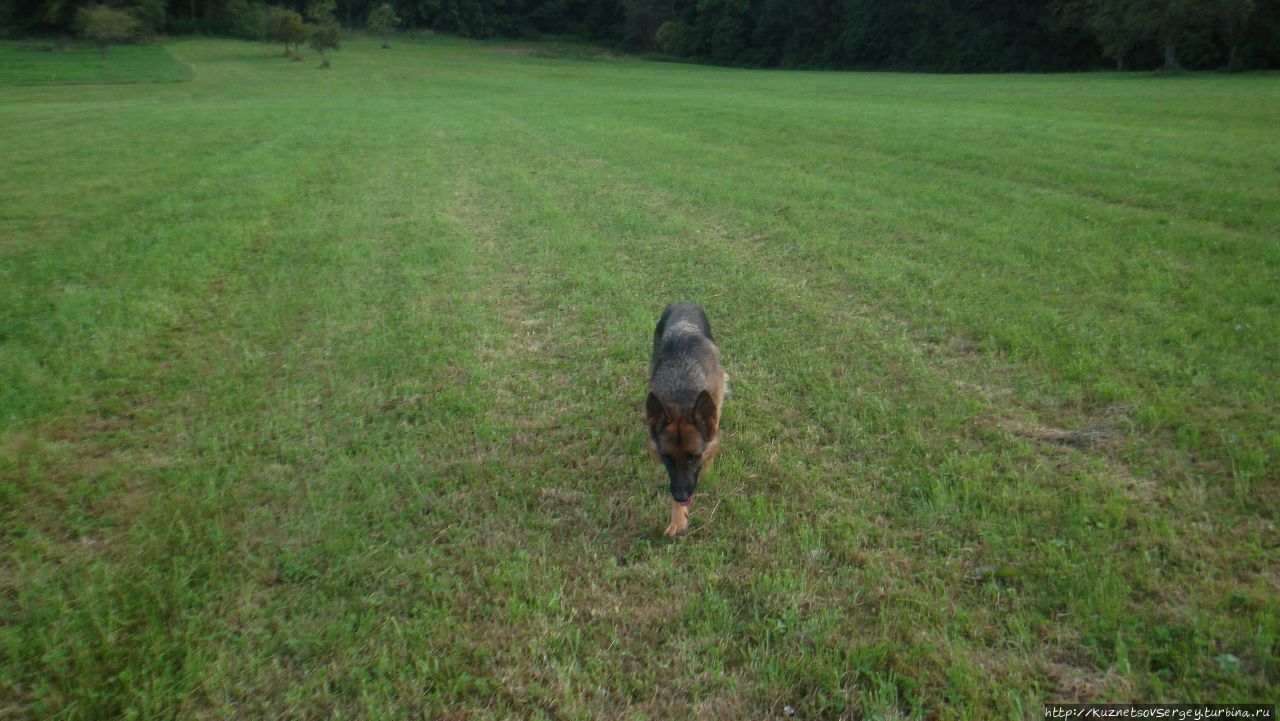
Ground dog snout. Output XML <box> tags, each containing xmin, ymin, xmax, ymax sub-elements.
<box><xmin>669</xmin><ymin>473</ymin><xmax>697</xmax><ymax>504</ymax></box>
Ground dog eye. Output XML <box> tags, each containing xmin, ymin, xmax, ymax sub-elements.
<box><xmin>687</xmin><ymin>455</ymin><xmax>700</xmax><ymax>464</ymax></box>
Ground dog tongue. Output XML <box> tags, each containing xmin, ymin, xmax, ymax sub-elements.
<box><xmin>676</xmin><ymin>499</ymin><xmax>693</xmax><ymax>508</ymax></box>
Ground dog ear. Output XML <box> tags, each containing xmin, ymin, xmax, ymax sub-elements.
<box><xmin>645</xmin><ymin>392</ymin><xmax>670</xmax><ymax>427</ymax></box>
<box><xmin>692</xmin><ymin>390</ymin><xmax>718</xmax><ymax>436</ymax></box>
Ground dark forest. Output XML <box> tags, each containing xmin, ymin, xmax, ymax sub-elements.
<box><xmin>5</xmin><ymin>0</ymin><xmax>1279</xmax><ymax>71</ymax></box>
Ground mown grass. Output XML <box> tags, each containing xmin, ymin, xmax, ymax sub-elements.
<box><xmin>0</xmin><ymin>41</ymin><xmax>191</xmax><ymax>86</ymax></box>
<box><xmin>1</xmin><ymin>37</ymin><xmax>1276</xmax><ymax>719</ymax></box>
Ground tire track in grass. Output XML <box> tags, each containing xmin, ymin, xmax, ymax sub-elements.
<box><xmin>673</xmin><ymin>97</ymin><xmax>1279</xmax><ymax>236</ymax></box>
<box><xmin>0</xmin><ymin>145</ymin><xmax>429</xmax><ymax>719</ymax></box>
<box><xmin>432</xmin><ymin>170</ymin><xmax>718</xmax><ymax>718</ymax></box>
<box><xmin>171</xmin><ymin>151</ymin><xmax>513</xmax><ymax>717</ymax></box>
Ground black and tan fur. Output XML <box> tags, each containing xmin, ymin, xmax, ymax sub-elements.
<box><xmin>645</xmin><ymin>303</ymin><xmax>726</xmax><ymax>537</ymax></box>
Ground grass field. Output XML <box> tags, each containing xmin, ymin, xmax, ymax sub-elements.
<box><xmin>1</xmin><ymin>37</ymin><xmax>1277</xmax><ymax>719</ymax></box>
<box><xmin>0</xmin><ymin>42</ymin><xmax>192</xmax><ymax>86</ymax></box>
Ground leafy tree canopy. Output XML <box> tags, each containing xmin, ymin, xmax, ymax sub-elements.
<box><xmin>74</xmin><ymin>4</ymin><xmax>143</xmax><ymax>54</ymax></box>
<box><xmin>367</xmin><ymin>2</ymin><xmax>399</xmax><ymax>46</ymax></box>
<box><xmin>308</xmin><ymin>18</ymin><xmax>339</xmax><ymax>65</ymax></box>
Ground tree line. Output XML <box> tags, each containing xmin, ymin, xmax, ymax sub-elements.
<box><xmin>4</xmin><ymin>0</ymin><xmax>1278</xmax><ymax>71</ymax></box>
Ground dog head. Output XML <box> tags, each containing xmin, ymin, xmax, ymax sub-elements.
<box><xmin>646</xmin><ymin>390</ymin><xmax>719</xmax><ymax>505</ymax></box>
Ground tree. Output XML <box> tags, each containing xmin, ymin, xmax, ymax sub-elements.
<box><xmin>620</xmin><ymin>0</ymin><xmax>673</xmax><ymax>49</ymax></box>
<box><xmin>1068</xmin><ymin>0</ymin><xmax>1206</xmax><ymax>71</ymax></box>
<box><xmin>306</xmin><ymin>0</ymin><xmax>335</xmax><ymax>22</ymax></box>
<box><xmin>654</xmin><ymin>19</ymin><xmax>692</xmax><ymax>55</ymax></box>
<box><xmin>1217</xmin><ymin>0</ymin><xmax>1256</xmax><ymax>70</ymax></box>
<box><xmin>75</xmin><ymin>5</ymin><xmax>142</xmax><ymax>56</ymax></box>
<box><xmin>128</xmin><ymin>0</ymin><xmax>166</xmax><ymax>32</ymax></box>
<box><xmin>691</xmin><ymin>0</ymin><xmax>754</xmax><ymax>64</ymax></box>
<box><xmin>308</xmin><ymin>20</ymin><xmax>340</xmax><ymax>67</ymax></box>
<box><xmin>221</xmin><ymin>0</ymin><xmax>268</xmax><ymax>39</ymax></box>
<box><xmin>1138</xmin><ymin>0</ymin><xmax>1205</xmax><ymax>71</ymax></box>
<box><xmin>1071</xmin><ymin>0</ymin><xmax>1145</xmax><ymax>69</ymax></box>
<box><xmin>263</xmin><ymin>7</ymin><xmax>306</xmax><ymax>57</ymax></box>
<box><xmin>367</xmin><ymin>2</ymin><xmax>400</xmax><ymax>48</ymax></box>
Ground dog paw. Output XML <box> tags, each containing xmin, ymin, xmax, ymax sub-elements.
<box><xmin>663</xmin><ymin>521</ymin><xmax>688</xmax><ymax>538</ymax></box>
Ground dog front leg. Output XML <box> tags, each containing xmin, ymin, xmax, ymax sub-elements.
<box><xmin>664</xmin><ymin>500</ymin><xmax>689</xmax><ymax>537</ymax></box>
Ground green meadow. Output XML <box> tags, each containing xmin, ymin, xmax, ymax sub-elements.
<box><xmin>0</xmin><ymin>42</ymin><xmax>191</xmax><ymax>86</ymax></box>
<box><xmin>1</xmin><ymin>37</ymin><xmax>1276</xmax><ymax>719</ymax></box>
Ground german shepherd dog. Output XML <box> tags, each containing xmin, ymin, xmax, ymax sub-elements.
<box><xmin>646</xmin><ymin>303</ymin><xmax>726</xmax><ymax>537</ymax></box>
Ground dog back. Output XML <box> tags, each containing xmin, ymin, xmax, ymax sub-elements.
<box><xmin>649</xmin><ymin>303</ymin><xmax>724</xmax><ymax>412</ymax></box>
